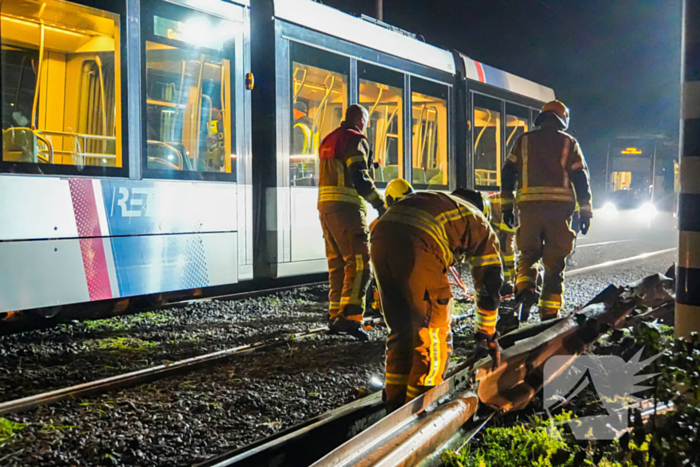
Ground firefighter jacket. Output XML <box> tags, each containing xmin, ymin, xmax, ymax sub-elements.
<box><xmin>500</xmin><ymin>125</ymin><xmax>592</xmax><ymax>215</ymax></box>
<box><xmin>317</xmin><ymin>122</ymin><xmax>385</xmax><ymax>213</ymax></box>
<box><xmin>378</xmin><ymin>192</ymin><xmax>502</xmax><ymax>314</ymax></box>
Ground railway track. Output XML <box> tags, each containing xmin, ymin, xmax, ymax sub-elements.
<box><xmin>195</xmin><ymin>271</ymin><xmax>674</xmax><ymax>467</ymax></box>
<box><xmin>0</xmin><ymin>317</ymin><xmax>389</xmax><ymax>417</ymax></box>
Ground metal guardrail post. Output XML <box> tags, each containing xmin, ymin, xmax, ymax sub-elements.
<box><xmin>126</xmin><ymin>0</ymin><xmax>143</xmax><ymax>180</ymax></box>
<box><xmin>677</xmin><ymin>0</ymin><xmax>700</xmax><ymax>338</ymax></box>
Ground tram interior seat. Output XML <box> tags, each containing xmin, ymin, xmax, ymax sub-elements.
<box><xmin>426</xmin><ymin>168</ymin><xmax>442</xmax><ymax>185</ymax></box>
<box><xmin>412</xmin><ymin>167</ymin><xmax>443</xmax><ymax>186</ymax></box>
<box><xmin>147</xmin><ymin>141</ymin><xmax>189</xmax><ymax>170</ymax></box>
<box><xmin>379</xmin><ymin>164</ymin><xmax>399</xmax><ymax>182</ymax></box>
<box><xmin>2</xmin><ymin>128</ymin><xmax>38</xmax><ymax>163</ymax></box>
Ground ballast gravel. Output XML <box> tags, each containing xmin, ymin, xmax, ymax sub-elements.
<box><xmin>0</xmin><ymin>249</ymin><xmax>676</xmax><ymax>466</ymax></box>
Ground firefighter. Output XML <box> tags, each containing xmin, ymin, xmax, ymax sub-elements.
<box><xmin>371</xmin><ymin>182</ymin><xmax>503</xmax><ymax>410</ymax></box>
<box><xmin>319</xmin><ymin>104</ymin><xmax>386</xmax><ymax>340</ymax></box>
<box><xmin>487</xmin><ymin>192</ymin><xmax>516</xmax><ymax>295</ymax></box>
<box><xmin>501</xmin><ymin>100</ymin><xmax>592</xmax><ymax>322</ymax></box>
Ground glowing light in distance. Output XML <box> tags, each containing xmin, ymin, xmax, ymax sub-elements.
<box><xmin>635</xmin><ymin>202</ymin><xmax>657</xmax><ymax>221</ymax></box>
<box><xmin>598</xmin><ymin>202</ymin><xmax>618</xmax><ymax>219</ymax></box>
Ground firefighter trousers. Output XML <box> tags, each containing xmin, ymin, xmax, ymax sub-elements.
<box><xmin>371</xmin><ymin>226</ymin><xmax>453</xmax><ymax>409</ymax></box>
<box><xmin>320</xmin><ymin>207</ymin><xmax>371</xmax><ymax>322</ymax></box>
<box><xmin>515</xmin><ymin>203</ymin><xmax>575</xmax><ymax>318</ymax></box>
<box><xmin>496</xmin><ymin>229</ymin><xmax>516</xmax><ymax>285</ymax></box>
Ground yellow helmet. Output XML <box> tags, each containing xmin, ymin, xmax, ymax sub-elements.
<box><xmin>535</xmin><ymin>100</ymin><xmax>570</xmax><ymax>130</ymax></box>
<box><xmin>385</xmin><ymin>179</ymin><xmax>414</xmax><ymax>206</ymax></box>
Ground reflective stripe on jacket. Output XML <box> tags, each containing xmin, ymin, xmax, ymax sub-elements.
<box><xmin>501</xmin><ymin>127</ymin><xmax>592</xmax><ymax>210</ymax></box>
<box><xmin>318</xmin><ymin>122</ymin><xmax>383</xmax><ymax>212</ymax></box>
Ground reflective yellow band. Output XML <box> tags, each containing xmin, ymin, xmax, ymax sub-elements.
<box><xmin>436</xmin><ymin>206</ymin><xmax>475</xmax><ymax>225</ymax></box>
<box><xmin>507</xmin><ymin>152</ymin><xmax>517</xmax><ymax>163</ymax></box>
<box><xmin>517</xmin><ymin>193</ymin><xmax>575</xmax><ymax>203</ymax></box>
<box><xmin>475</xmin><ymin>309</ymin><xmax>498</xmax><ymax>324</ymax></box>
<box><xmin>475</xmin><ymin>309</ymin><xmax>497</xmax><ymax>334</ymax></box>
<box><xmin>340</xmin><ymin>296</ymin><xmax>363</xmax><ymax>306</ymax></box>
<box><xmin>425</xmin><ymin>327</ymin><xmax>443</xmax><ymax>386</ymax></box>
<box><xmin>319</xmin><ymin>186</ymin><xmax>364</xmax><ymax>206</ymax></box>
<box><xmin>494</xmin><ymin>222</ymin><xmax>515</xmax><ymax>233</ymax></box>
<box><xmin>538</xmin><ymin>299</ymin><xmax>563</xmax><ymax>310</ymax></box>
<box><xmin>349</xmin><ymin>254</ymin><xmax>365</xmax><ymax>305</ymax></box>
<box><xmin>346</xmin><ymin>155</ymin><xmax>366</xmax><ymax>167</ymax></box>
<box><xmin>561</xmin><ymin>139</ymin><xmax>571</xmax><ymax>188</ymax></box>
<box><xmin>382</xmin><ymin>206</ymin><xmax>452</xmax><ymax>265</ymax></box>
<box><xmin>329</xmin><ymin>301</ymin><xmax>340</xmax><ymax>309</ymax></box>
<box><xmin>503</xmin><ymin>254</ymin><xmax>515</xmax><ymax>262</ymax></box>
<box><xmin>579</xmin><ymin>204</ymin><xmax>592</xmax><ymax>212</ymax></box>
<box><xmin>489</xmin><ymin>196</ymin><xmax>503</xmax><ymax>205</ymax></box>
<box><xmin>516</xmin><ymin>275</ymin><xmax>536</xmax><ymax>285</ymax></box>
<box><xmin>407</xmin><ymin>385</ymin><xmax>427</xmax><ymax>399</ymax></box>
<box><xmin>519</xmin><ymin>186</ymin><xmax>574</xmax><ymax>195</ymax></box>
<box><xmin>385</xmin><ymin>373</ymin><xmax>410</xmax><ymax>385</ymax></box>
<box><xmin>470</xmin><ymin>254</ymin><xmax>502</xmax><ymax>268</ymax></box>
<box><xmin>500</xmin><ymin>197</ymin><xmax>514</xmax><ymax>206</ymax></box>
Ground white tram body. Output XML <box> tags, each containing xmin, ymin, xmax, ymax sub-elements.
<box><xmin>0</xmin><ymin>0</ymin><xmax>553</xmax><ymax>315</ymax></box>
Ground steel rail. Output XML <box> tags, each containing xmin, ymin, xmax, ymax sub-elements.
<box><xmin>565</xmin><ymin>248</ymin><xmax>676</xmax><ymax>277</ymax></box>
<box><xmin>0</xmin><ymin>326</ymin><xmax>329</xmax><ymax>417</ymax></box>
<box><xmin>0</xmin><ymin>314</ymin><xmax>387</xmax><ymax>416</ymax></box>
<box><xmin>199</xmin><ymin>273</ymin><xmax>674</xmax><ymax>467</ymax></box>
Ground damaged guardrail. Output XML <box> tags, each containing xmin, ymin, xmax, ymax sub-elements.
<box><xmin>200</xmin><ymin>273</ymin><xmax>675</xmax><ymax>467</ymax></box>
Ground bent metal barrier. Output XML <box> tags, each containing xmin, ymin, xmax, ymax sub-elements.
<box><xmin>199</xmin><ymin>273</ymin><xmax>674</xmax><ymax>467</ymax></box>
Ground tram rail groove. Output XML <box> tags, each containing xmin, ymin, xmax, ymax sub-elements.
<box><xmin>199</xmin><ymin>272</ymin><xmax>674</xmax><ymax>467</ymax></box>
<box><xmin>0</xmin><ymin>323</ymin><xmax>338</xmax><ymax>417</ymax></box>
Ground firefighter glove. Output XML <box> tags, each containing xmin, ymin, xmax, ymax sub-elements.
<box><xmin>472</xmin><ymin>331</ymin><xmax>501</xmax><ymax>369</ymax></box>
<box><xmin>579</xmin><ymin>211</ymin><xmax>592</xmax><ymax>235</ymax></box>
<box><xmin>502</xmin><ymin>209</ymin><xmax>515</xmax><ymax>230</ymax></box>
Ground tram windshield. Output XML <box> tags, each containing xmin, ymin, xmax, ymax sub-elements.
<box><xmin>360</xmin><ymin>78</ymin><xmax>403</xmax><ymax>184</ymax></box>
<box><xmin>144</xmin><ymin>11</ymin><xmax>235</xmax><ymax>175</ymax></box>
<box><xmin>290</xmin><ymin>61</ymin><xmax>347</xmax><ymax>186</ymax></box>
<box><xmin>1</xmin><ymin>0</ymin><xmax>122</xmax><ymax>169</ymax></box>
<box><xmin>411</xmin><ymin>90</ymin><xmax>447</xmax><ymax>188</ymax></box>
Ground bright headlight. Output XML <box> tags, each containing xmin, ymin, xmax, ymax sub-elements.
<box><xmin>598</xmin><ymin>202</ymin><xmax>618</xmax><ymax>218</ymax></box>
<box><xmin>635</xmin><ymin>202</ymin><xmax>657</xmax><ymax>221</ymax></box>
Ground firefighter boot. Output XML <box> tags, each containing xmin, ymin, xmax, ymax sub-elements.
<box><xmin>496</xmin><ymin>308</ymin><xmax>519</xmax><ymax>334</ymax></box>
<box><xmin>470</xmin><ymin>332</ymin><xmax>501</xmax><ymax>369</ymax></box>
<box><xmin>328</xmin><ymin>315</ymin><xmax>369</xmax><ymax>341</ymax></box>
<box><xmin>516</xmin><ymin>288</ymin><xmax>538</xmax><ymax>323</ymax></box>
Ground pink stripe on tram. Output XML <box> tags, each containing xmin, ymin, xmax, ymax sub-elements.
<box><xmin>68</xmin><ymin>179</ymin><xmax>112</xmax><ymax>301</ymax></box>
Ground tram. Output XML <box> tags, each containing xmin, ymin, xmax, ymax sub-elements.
<box><xmin>0</xmin><ymin>0</ymin><xmax>554</xmax><ymax>316</ymax></box>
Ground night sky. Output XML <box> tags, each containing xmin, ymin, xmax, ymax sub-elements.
<box><xmin>323</xmin><ymin>0</ymin><xmax>683</xmax><ymax>192</ymax></box>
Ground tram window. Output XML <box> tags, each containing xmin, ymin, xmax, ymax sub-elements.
<box><xmin>1</xmin><ymin>0</ymin><xmax>122</xmax><ymax>170</ymax></box>
<box><xmin>473</xmin><ymin>94</ymin><xmax>502</xmax><ymax>187</ymax></box>
<box><xmin>359</xmin><ymin>65</ymin><xmax>403</xmax><ymax>185</ymax></box>
<box><xmin>289</xmin><ymin>44</ymin><xmax>348</xmax><ymax>187</ymax></box>
<box><xmin>411</xmin><ymin>82</ymin><xmax>448</xmax><ymax>189</ymax></box>
<box><xmin>506</xmin><ymin>104</ymin><xmax>529</xmax><ymax>156</ymax></box>
<box><xmin>143</xmin><ymin>7</ymin><xmax>236</xmax><ymax>178</ymax></box>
